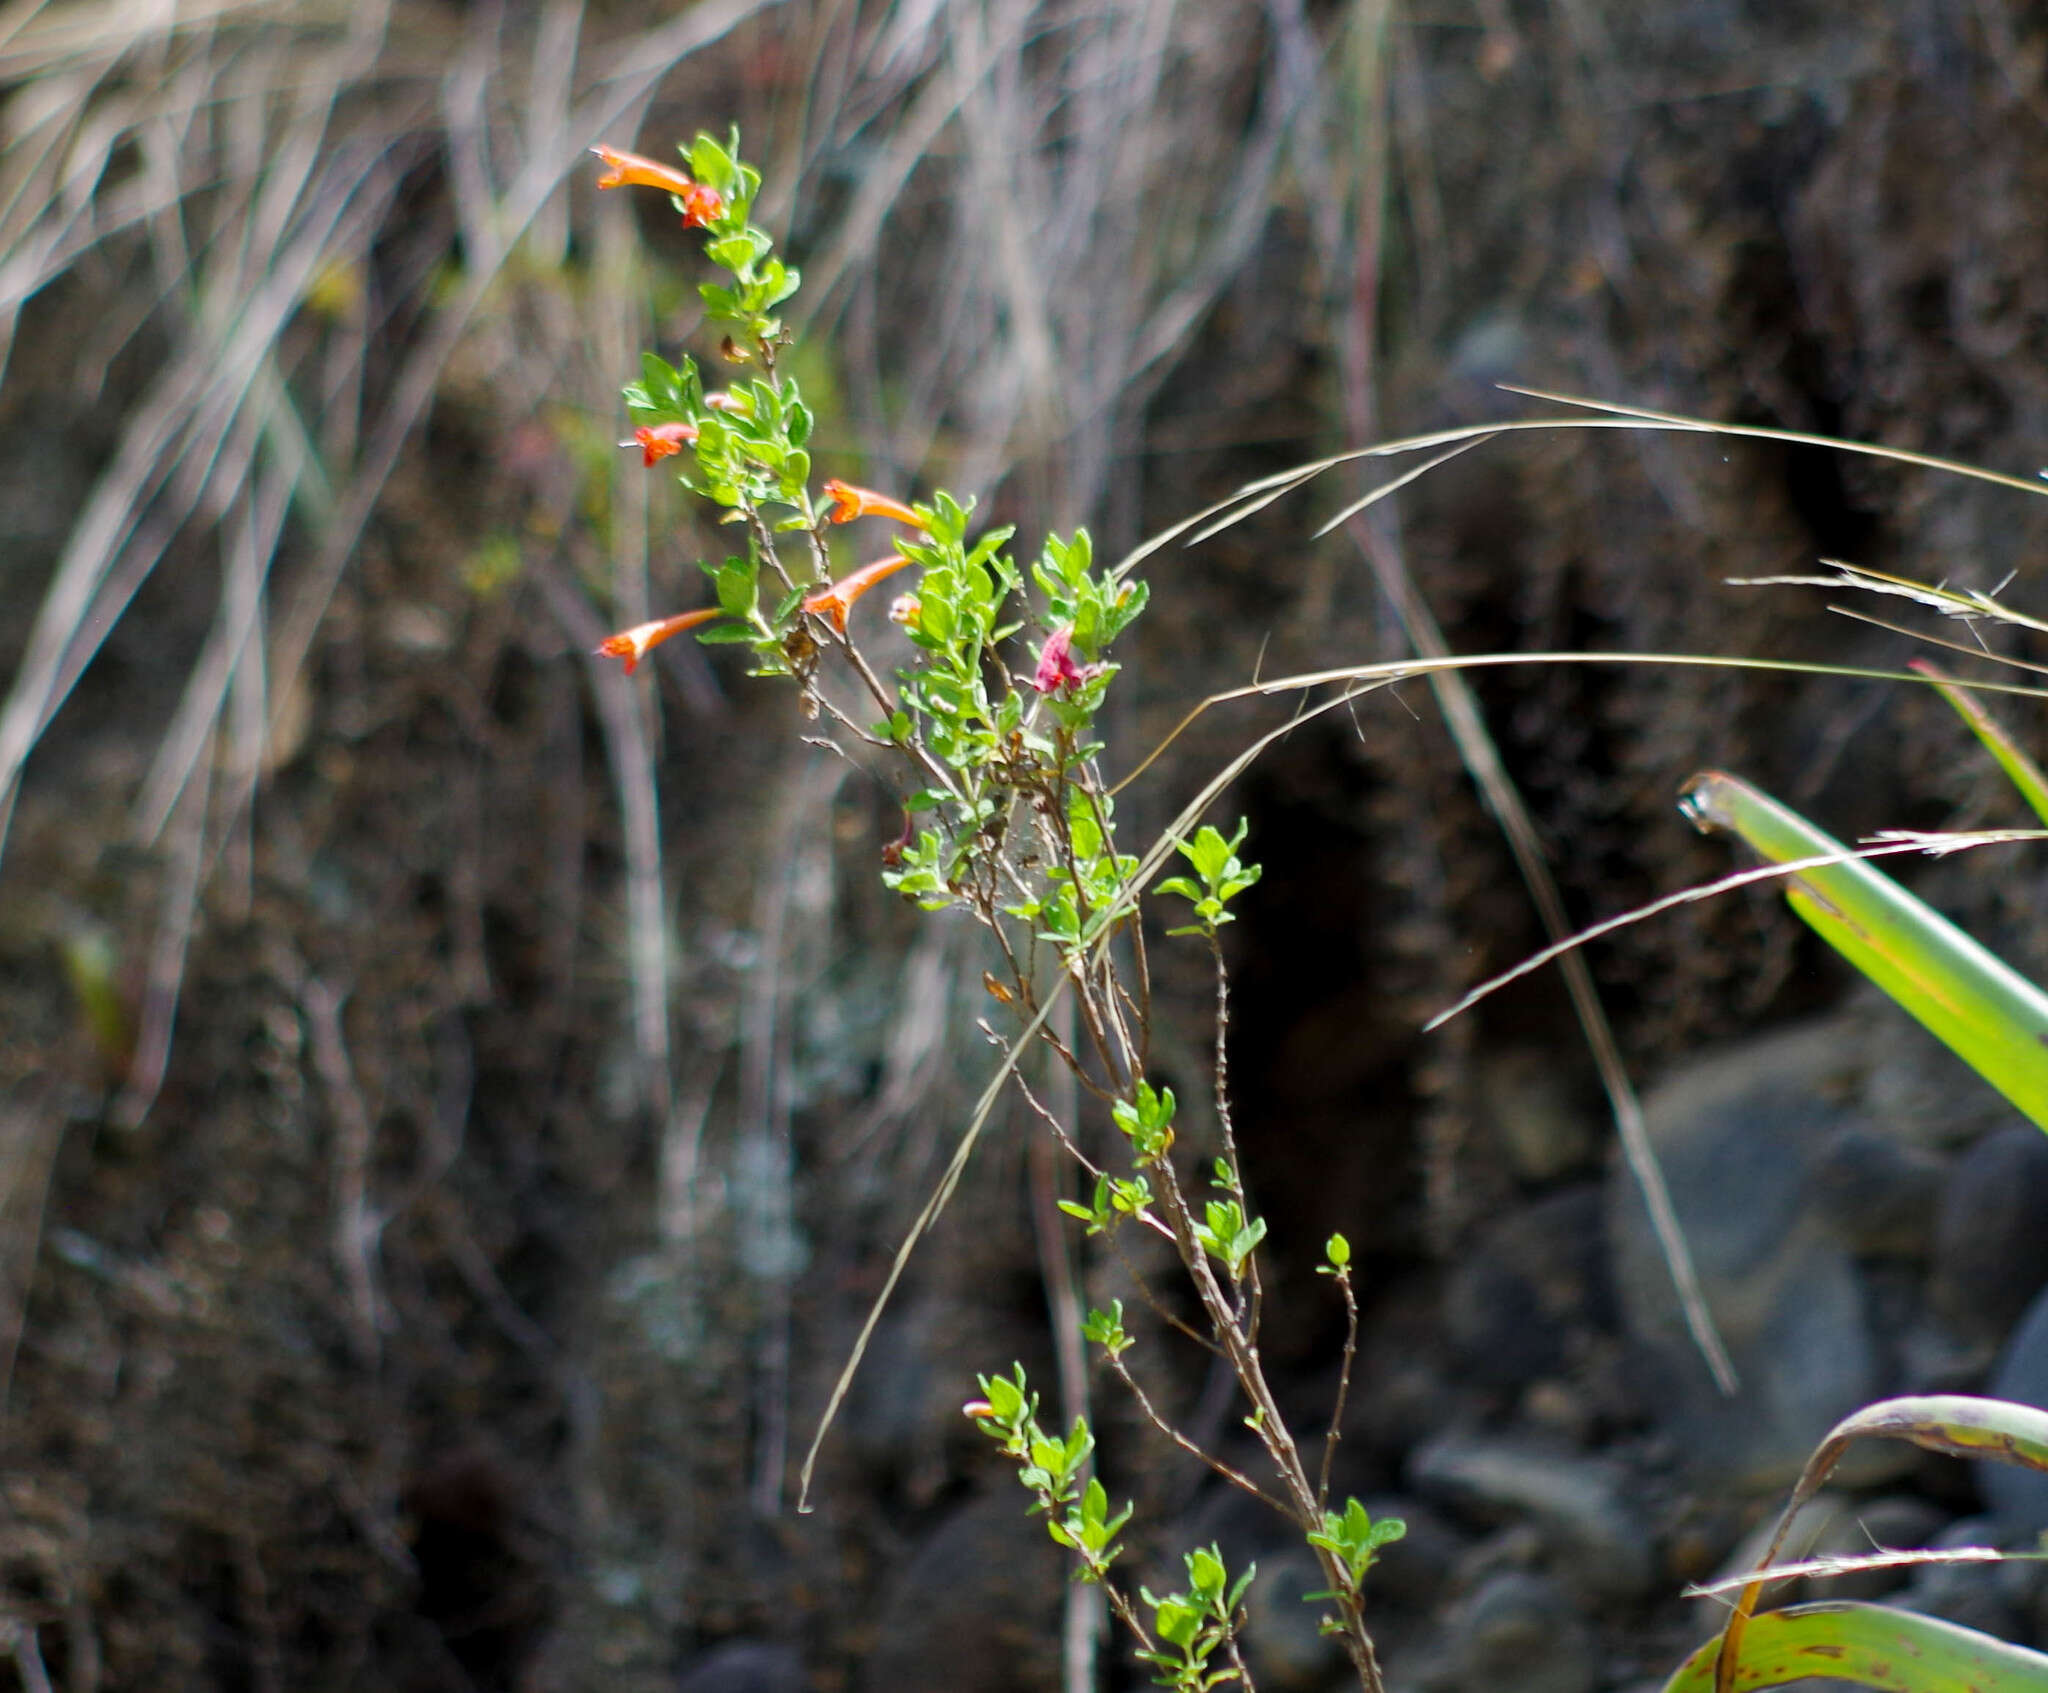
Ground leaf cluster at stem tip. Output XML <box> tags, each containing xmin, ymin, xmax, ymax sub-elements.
<box><xmin>1159</xmin><ymin>820</ymin><xmax>1263</xmax><ymax>935</ymax></box>
<box><xmin>1306</xmin><ymin>1498</ymin><xmax>1405</xmax><ymax>1599</ymax></box>
<box><xmin>1138</xmin><ymin>1545</ymin><xmax>1257</xmax><ymax>1692</ymax></box>
<box><xmin>964</xmin><ymin>1367</ymin><xmax>1133</xmax><ymax>1574</ymax></box>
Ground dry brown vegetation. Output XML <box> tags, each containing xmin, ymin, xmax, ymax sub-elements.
<box><xmin>4</xmin><ymin>1</ymin><xmax>2048</xmax><ymax>1689</ymax></box>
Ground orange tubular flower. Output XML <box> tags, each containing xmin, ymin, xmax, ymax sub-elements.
<box><xmin>821</xmin><ymin>479</ymin><xmax>924</xmax><ymax>529</ymax></box>
<box><xmin>803</xmin><ymin>556</ymin><xmax>911</xmax><ymax>633</ymax></box>
<box><xmin>630</xmin><ymin>422</ymin><xmax>697</xmax><ymax>466</ymax></box>
<box><xmin>592</xmin><ymin>144</ymin><xmax>695</xmax><ymax>194</ymax></box>
<box><xmin>590</xmin><ymin>145</ymin><xmax>725</xmax><ymax>229</ymax></box>
<box><xmin>594</xmin><ymin>607</ymin><xmax>722</xmax><ymax>675</ymax></box>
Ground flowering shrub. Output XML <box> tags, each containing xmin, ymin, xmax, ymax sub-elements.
<box><xmin>594</xmin><ymin>130</ymin><xmax>1399</xmax><ymax>1693</ymax></box>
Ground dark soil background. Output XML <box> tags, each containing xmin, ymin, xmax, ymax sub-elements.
<box><xmin>6</xmin><ymin>3</ymin><xmax>2048</xmax><ymax>1690</ymax></box>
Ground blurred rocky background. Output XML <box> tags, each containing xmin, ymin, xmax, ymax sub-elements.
<box><xmin>6</xmin><ymin>2</ymin><xmax>2048</xmax><ymax>1689</ymax></box>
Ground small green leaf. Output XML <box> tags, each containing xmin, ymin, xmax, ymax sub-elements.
<box><xmin>1152</xmin><ymin>1597</ymin><xmax>1199</xmax><ymax>1649</ymax></box>
<box><xmin>715</xmin><ymin>557</ymin><xmax>756</xmax><ymax>618</ymax></box>
<box><xmin>688</xmin><ymin>133</ymin><xmax>734</xmax><ymax>189</ymax></box>
<box><xmin>707</xmin><ymin>230</ymin><xmax>770</xmax><ymax>272</ymax></box>
<box><xmin>980</xmin><ymin>1369</ymin><xmax>1026</xmax><ymax>1422</ymax></box>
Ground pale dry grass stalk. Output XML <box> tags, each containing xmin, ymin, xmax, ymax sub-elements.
<box><xmin>0</xmin><ymin>0</ymin><xmax>780</xmax><ymax>1139</ymax></box>
<box><xmin>792</xmin><ymin>0</ymin><xmax>1306</xmax><ymax>528</ymax></box>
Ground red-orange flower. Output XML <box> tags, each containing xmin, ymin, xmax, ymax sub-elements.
<box><xmin>674</xmin><ymin>181</ymin><xmax>724</xmax><ymax>228</ymax></box>
<box><xmin>803</xmin><ymin>556</ymin><xmax>911</xmax><ymax>633</ymax></box>
<box><xmin>630</xmin><ymin>422</ymin><xmax>697</xmax><ymax>466</ymax></box>
<box><xmin>821</xmin><ymin>479</ymin><xmax>924</xmax><ymax>529</ymax></box>
<box><xmin>594</xmin><ymin>607</ymin><xmax>722</xmax><ymax>674</ymax></box>
<box><xmin>590</xmin><ymin>145</ymin><xmax>725</xmax><ymax>228</ymax></box>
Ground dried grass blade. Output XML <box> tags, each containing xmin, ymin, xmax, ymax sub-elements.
<box><xmin>1427</xmin><ymin>831</ymin><xmax>2048</xmax><ymax>1030</ymax></box>
<box><xmin>1505</xmin><ymin>384</ymin><xmax>2048</xmax><ymax>500</ymax></box>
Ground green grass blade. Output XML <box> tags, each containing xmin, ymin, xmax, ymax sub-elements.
<box><xmin>1913</xmin><ymin>658</ymin><xmax>2048</xmax><ymax>828</ymax></box>
<box><xmin>1662</xmin><ymin>1601</ymin><xmax>2048</xmax><ymax>1693</ymax></box>
<box><xmin>1681</xmin><ymin>770</ymin><xmax>2048</xmax><ymax>1131</ymax></box>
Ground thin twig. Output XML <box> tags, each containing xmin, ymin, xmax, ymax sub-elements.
<box><xmin>1103</xmin><ymin>1231</ymin><xmax>1226</xmax><ymax>1357</ymax></box>
<box><xmin>1317</xmin><ymin>1263</ymin><xmax>1359</xmax><ymax>1513</ymax></box>
<box><xmin>1106</xmin><ymin>1354</ymin><xmax>1287</xmax><ymax>1513</ymax></box>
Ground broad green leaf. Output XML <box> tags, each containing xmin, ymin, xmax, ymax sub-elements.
<box><xmin>1681</xmin><ymin>770</ymin><xmax>2048</xmax><ymax>1131</ymax></box>
<box><xmin>1663</xmin><ymin>1601</ymin><xmax>2048</xmax><ymax>1693</ymax></box>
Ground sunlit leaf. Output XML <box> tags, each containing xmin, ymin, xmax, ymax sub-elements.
<box><xmin>1681</xmin><ymin>770</ymin><xmax>2048</xmax><ymax>1132</ymax></box>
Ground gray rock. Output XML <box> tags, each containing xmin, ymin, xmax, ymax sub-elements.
<box><xmin>1447</xmin><ymin>1571</ymin><xmax>1597</xmax><ymax>1693</ymax></box>
<box><xmin>1806</xmin><ymin>1124</ymin><xmax>1942</xmax><ymax>1259</ymax></box>
<box><xmin>1359</xmin><ymin>1497</ymin><xmax>1467</xmax><ymax>1616</ymax></box>
<box><xmin>855</xmin><ymin>1492</ymin><xmax>1062</xmax><ymax>1693</ymax></box>
<box><xmin>1477</xmin><ymin>1047</ymin><xmax>1597</xmax><ymax>1183</ymax></box>
<box><xmin>1607</xmin><ymin>1019</ymin><xmax>1904</xmax><ymax>1493</ymax></box>
<box><xmin>1980</xmin><ymin>1285</ymin><xmax>2048</xmax><ymax>1534</ymax></box>
<box><xmin>1239</xmin><ymin>1544</ymin><xmax>1345</xmax><ymax>1691</ymax></box>
<box><xmin>1856</xmin><ymin>999</ymin><xmax>2018</xmax><ymax>1153</ymax></box>
<box><xmin>1444</xmin><ymin>1186</ymin><xmax>1608</xmax><ymax>1395</ymax></box>
<box><xmin>1930</xmin><ymin>1125</ymin><xmax>2048</xmax><ymax>1354</ymax></box>
<box><xmin>676</xmin><ymin>1642</ymin><xmax>805</xmax><ymax>1693</ymax></box>
<box><xmin>1346</xmin><ymin>1310</ymin><xmax>1461</xmax><ymax>1458</ymax></box>
<box><xmin>1408</xmin><ymin>1433</ymin><xmax>1654</xmax><ymax>1602</ymax></box>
